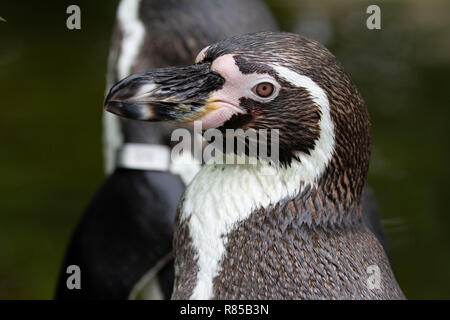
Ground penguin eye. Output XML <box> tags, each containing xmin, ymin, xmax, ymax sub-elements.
<box><xmin>253</xmin><ymin>82</ymin><xmax>274</xmax><ymax>98</ymax></box>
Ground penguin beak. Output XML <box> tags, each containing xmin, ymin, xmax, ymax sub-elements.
<box><xmin>104</xmin><ymin>64</ymin><xmax>225</xmax><ymax>124</ymax></box>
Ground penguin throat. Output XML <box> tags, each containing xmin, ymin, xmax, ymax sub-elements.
<box><xmin>175</xmin><ymin>153</ymin><xmax>362</xmax><ymax>300</ymax></box>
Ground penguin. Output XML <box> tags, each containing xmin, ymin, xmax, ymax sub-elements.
<box><xmin>55</xmin><ymin>0</ymin><xmax>278</xmax><ymax>300</ymax></box>
<box><xmin>104</xmin><ymin>31</ymin><xmax>405</xmax><ymax>299</ymax></box>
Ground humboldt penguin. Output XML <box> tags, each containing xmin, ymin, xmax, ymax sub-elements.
<box><xmin>104</xmin><ymin>32</ymin><xmax>404</xmax><ymax>299</ymax></box>
<box><xmin>55</xmin><ymin>0</ymin><xmax>278</xmax><ymax>299</ymax></box>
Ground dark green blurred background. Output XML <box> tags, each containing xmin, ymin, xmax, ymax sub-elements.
<box><xmin>0</xmin><ymin>0</ymin><xmax>449</xmax><ymax>299</ymax></box>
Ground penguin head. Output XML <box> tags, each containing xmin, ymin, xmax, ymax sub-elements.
<box><xmin>105</xmin><ymin>32</ymin><xmax>370</xmax><ymax>197</ymax></box>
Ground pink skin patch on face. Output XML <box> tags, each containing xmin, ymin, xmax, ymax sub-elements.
<box><xmin>190</xmin><ymin>52</ymin><xmax>279</xmax><ymax>129</ymax></box>
<box><xmin>198</xmin><ymin>102</ymin><xmax>242</xmax><ymax>129</ymax></box>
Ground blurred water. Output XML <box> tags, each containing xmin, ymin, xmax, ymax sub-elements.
<box><xmin>0</xmin><ymin>0</ymin><xmax>449</xmax><ymax>299</ymax></box>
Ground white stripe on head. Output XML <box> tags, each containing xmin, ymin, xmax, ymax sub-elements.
<box><xmin>117</xmin><ymin>0</ymin><xmax>145</xmax><ymax>79</ymax></box>
<box><xmin>103</xmin><ymin>0</ymin><xmax>145</xmax><ymax>173</ymax></box>
<box><xmin>177</xmin><ymin>66</ymin><xmax>335</xmax><ymax>299</ymax></box>
<box><xmin>271</xmin><ymin>64</ymin><xmax>335</xmax><ymax>186</ymax></box>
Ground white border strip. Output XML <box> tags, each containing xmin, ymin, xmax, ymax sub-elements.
<box><xmin>103</xmin><ymin>0</ymin><xmax>145</xmax><ymax>174</ymax></box>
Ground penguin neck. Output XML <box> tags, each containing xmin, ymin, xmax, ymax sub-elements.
<box><xmin>178</xmin><ymin>157</ymin><xmax>363</xmax><ymax>299</ymax></box>
<box><xmin>182</xmin><ymin>157</ymin><xmax>362</xmax><ymax>235</ymax></box>
<box><xmin>121</xmin><ymin>120</ymin><xmax>175</xmax><ymax>147</ymax></box>
<box><xmin>275</xmin><ymin>176</ymin><xmax>363</xmax><ymax>228</ymax></box>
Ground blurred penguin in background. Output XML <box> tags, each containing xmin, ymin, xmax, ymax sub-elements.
<box><xmin>56</xmin><ymin>0</ymin><xmax>390</xmax><ymax>300</ymax></box>
<box><xmin>55</xmin><ymin>0</ymin><xmax>279</xmax><ymax>300</ymax></box>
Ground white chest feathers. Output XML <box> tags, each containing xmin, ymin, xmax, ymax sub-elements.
<box><xmin>178</xmin><ymin>155</ymin><xmax>328</xmax><ymax>299</ymax></box>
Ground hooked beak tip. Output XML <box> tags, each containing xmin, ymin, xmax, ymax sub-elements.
<box><xmin>103</xmin><ymin>96</ymin><xmax>112</xmax><ymax>110</ymax></box>
<box><xmin>103</xmin><ymin>85</ymin><xmax>120</xmax><ymax>110</ymax></box>
<box><xmin>104</xmin><ymin>99</ymin><xmax>154</xmax><ymax>121</ymax></box>
<box><xmin>103</xmin><ymin>80</ymin><xmax>154</xmax><ymax>120</ymax></box>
